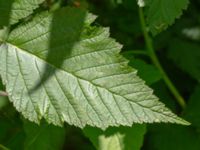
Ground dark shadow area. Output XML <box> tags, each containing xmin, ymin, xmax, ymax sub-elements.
<box><xmin>30</xmin><ymin>7</ymin><xmax>86</xmax><ymax>92</ymax></box>
<box><xmin>142</xmin><ymin>124</ymin><xmax>199</xmax><ymax>150</ymax></box>
<box><xmin>63</xmin><ymin>125</ymin><xmax>95</xmax><ymax>150</ymax></box>
<box><xmin>0</xmin><ymin>0</ymin><xmax>13</xmax><ymax>28</ymax></box>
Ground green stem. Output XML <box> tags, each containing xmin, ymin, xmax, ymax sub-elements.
<box><xmin>138</xmin><ymin>7</ymin><xmax>186</xmax><ymax>109</ymax></box>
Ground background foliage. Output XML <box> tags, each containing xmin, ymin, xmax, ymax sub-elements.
<box><xmin>0</xmin><ymin>0</ymin><xmax>200</xmax><ymax>149</ymax></box>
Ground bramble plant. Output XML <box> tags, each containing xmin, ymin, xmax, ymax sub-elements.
<box><xmin>0</xmin><ymin>0</ymin><xmax>200</xmax><ymax>150</ymax></box>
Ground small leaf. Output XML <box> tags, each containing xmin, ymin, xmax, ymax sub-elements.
<box><xmin>145</xmin><ymin>0</ymin><xmax>189</xmax><ymax>35</ymax></box>
<box><xmin>0</xmin><ymin>7</ymin><xmax>188</xmax><ymax>129</ymax></box>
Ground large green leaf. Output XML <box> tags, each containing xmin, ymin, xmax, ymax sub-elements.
<box><xmin>0</xmin><ymin>7</ymin><xmax>188</xmax><ymax>129</ymax></box>
<box><xmin>145</xmin><ymin>0</ymin><xmax>189</xmax><ymax>34</ymax></box>
<box><xmin>84</xmin><ymin>125</ymin><xmax>146</xmax><ymax>150</ymax></box>
<box><xmin>0</xmin><ymin>0</ymin><xmax>44</xmax><ymax>26</ymax></box>
<box><xmin>83</xmin><ymin>58</ymin><xmax>160</xmax><ymax>150</ymax></box>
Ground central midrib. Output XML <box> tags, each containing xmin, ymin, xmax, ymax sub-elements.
<box><xmin>4</xmin><ymin>42</ymin><xmax>184</xmax><ymax>124</ymax></box>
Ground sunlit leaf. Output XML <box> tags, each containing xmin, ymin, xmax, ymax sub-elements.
<box><xmin>0</xmin><ymin>7</ymin><xmax>188</xmax><ymax>129</ymax></box>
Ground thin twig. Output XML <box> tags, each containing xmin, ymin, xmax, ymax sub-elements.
<box><xmin>138</xmin><ymin>7</ymin><xmax>186</xmax><ymax>109</ymax></box>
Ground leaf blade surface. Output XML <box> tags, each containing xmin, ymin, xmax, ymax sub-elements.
<box><xmin>0</xmin><ymin>7</ymin><xmax>188</xmax><ymax>128</ymax></box>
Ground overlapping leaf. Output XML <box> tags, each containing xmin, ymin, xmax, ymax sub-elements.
<box><xmin>145</xmin><ymin>0</ymin><xmax>189</xmax><ymax>34</ymax></box>
<box><xmin>0</xmin><ymin>7</ymin><xmax>188</xmax><ymax>129</ymax></box>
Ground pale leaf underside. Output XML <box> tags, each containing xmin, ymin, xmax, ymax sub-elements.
<box><xmin>0</xmin><ymin>7</ymin><xmax>188</xmax><ymax>129</ymax></box>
